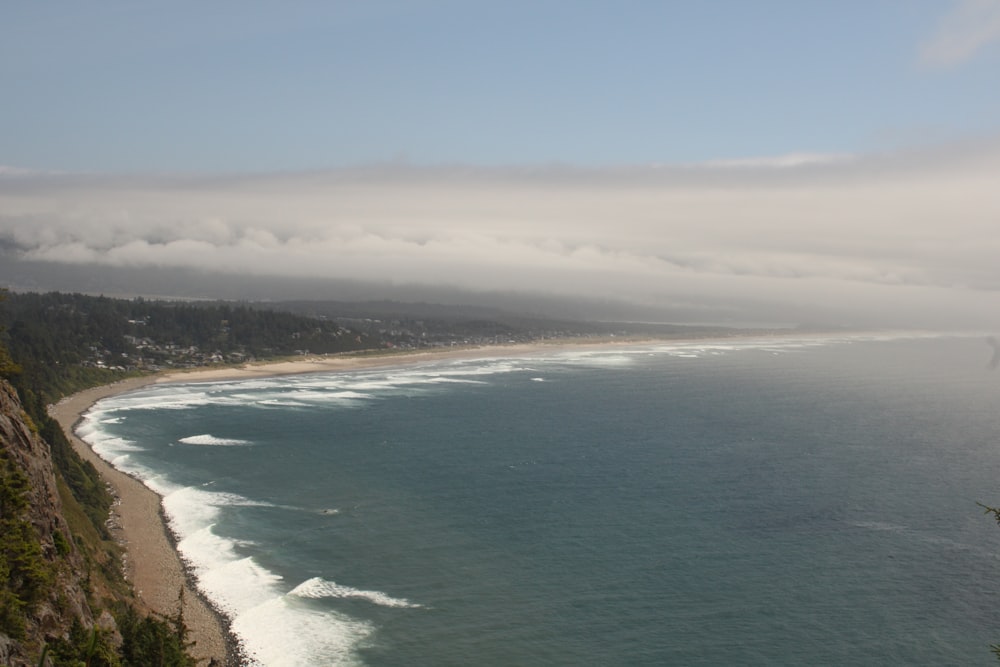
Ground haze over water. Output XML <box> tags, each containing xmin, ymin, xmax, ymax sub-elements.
<box><xmin>79</xmin><ymin>335</ymin><xmax>1000</xmax><ymax>665</ymax></box>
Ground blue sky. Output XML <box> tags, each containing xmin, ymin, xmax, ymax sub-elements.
<box><xmin>3</xmin><ymin>2</ymin><xmax>1000</xmax><ymax>329</ymax></box>
<box><xmin>3</xmin><ymin>1</ymin><xmax>1000</xmax><ymax>171</ymax></box>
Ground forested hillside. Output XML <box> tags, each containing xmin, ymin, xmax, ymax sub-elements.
<box><xmin>0</xmin><ymin>291</ymin><xmax>381</xmax><ymax>405</ymax></box>
<box><xmin>0</xmin><ymin>291</ymin><xmax>217</xmax><ymax>666</ymax></box>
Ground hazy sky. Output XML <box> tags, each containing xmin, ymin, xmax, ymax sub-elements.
<box><xmin>3</xmin><ymin>1</ymin><xmax>1000</xmax><ymax>328</ymax></box>
<box><xmin>4</xmin><ymin>1</ymin><xmax>1000</xmax><ymax>170</ymax></box>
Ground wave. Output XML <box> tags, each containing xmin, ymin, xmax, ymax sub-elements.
<box><xmin>75</xmin><ymin>412</ymin><xmax>182</xmax><ymax>491</ymax></box>
<box><xmin>255</xmin><ymin>399</ymin><xmax>312</xmax><ymax>408</ymax></box>
<box><xmin>549</xmin><ymin>350</ymin><xmax>643</xmax><ymax>367</ymax></box>
<box><xmin>158</xmin><ymin>486</ymin><xmax>377</xmax><ymax>666</ymax></box>
<box><xmin>232</xmin><ymin>596</ymin><xmax>373</xmax><ymax>667</ymax></box>
<box><xmin>90</xmin><ymin>333</ymin><xmax>952</xmax><ymax>417</ymax></box>
<box><xmin>73</xmin><ymin>408</ymin><xmax>376</xmax><ymax>663</ymax></box>
<box><xmin>645</xmin><ymin>331</ymin><xmax>952</xmax><ymax>359</ymax></box>
<box><xmin>178</xmin><ymin>434</ymin><xmax>253</xmax><ymax>447</ymax></box>
<box><xmin>76</xmin><ymin>332</ymin><xmax>985</xmax><ymax>665</ymax></box>
<box><xmin>91</xmin><ymin>386</ymin><xmax>244</xmax><ymax>412</ymax></box>
<box><xmin>92</xmin><ymin>435</ymin><xmax>144</xmax><ymax>453</ymax></box>
<box><xmin>78</xmin><ymin>356</ymin><xmax>562</xmax><ymax>423</ymax></box>
<box><xmin>184</xmin><ymin>544</ymin><xmax>373</xmax><ymax>666</ymax></box>
<box><xmin>290</xmin><ymin>577</ymin><xmax>423</xmax><ymax>609</ymax></box>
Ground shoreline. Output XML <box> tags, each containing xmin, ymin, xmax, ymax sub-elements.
<box><xmin>47</xmin><ymin>340</ymin><xmax>638</xmax><ymax>664</ymax></box>
<box><xmin>143</xmin><ymin>339</ymin><xmax>637</xmax><ymax>385</ymax></box>
<box><xmin>49</xmin><ymin>375</ymin><xmax>237</xmax><ymax>665</ymax></box>
<box><xmin>45</xmin><ymin>331</ymin><xmax>870</xmax><ymax>663</ymax></box>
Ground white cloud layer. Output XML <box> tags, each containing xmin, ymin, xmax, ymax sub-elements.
<box><xmin>3</xmin><ymin>140</ymin><xmax>1000</xmax><ymax>328</ymax></box>
<box><xmin>922</xmin><ymin>0</ymin><xmax>1000</xmax><ymax>67</ymax></box>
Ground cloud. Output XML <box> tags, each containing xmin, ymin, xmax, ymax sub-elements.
<box><xmin>0</xmin><ymin>165</ymin><xmax>55</xmax><ymax>176</ymax></box>
<box><xmin>921</xmin><ymin>0</ymin><xmax>1000</xmax><ymax>68</ymax></box>
<box><xmin>698</xmin><ymin>153</ymin><xmax>854</xmax><ymax>169</ymax></box>
<box><xmin>2</xmin><ymin>139</ymin><xmax>1000</xmax><ymax>329</ymax></box>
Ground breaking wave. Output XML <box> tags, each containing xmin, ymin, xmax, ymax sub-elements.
<box><xmin>290</xmin><ymin>577</ymin><xmax>423</xmax><ymax>609</ymax></box>
<box><xmin>178</xmin><ymin>434</ymin><xmax>253</xmax><ymax>446</ymax></box>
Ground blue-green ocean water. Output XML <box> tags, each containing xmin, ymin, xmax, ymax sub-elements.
<box><xmin>79</xmin><ymin>335</ymin><xmax>1000</xmax><ymax>666</ymax></box>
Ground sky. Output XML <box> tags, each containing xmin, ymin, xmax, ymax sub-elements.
<box><xmin>2</xmin><ymin>1</ymin><xmax>1000</xmax><ymax>328</ymax></box>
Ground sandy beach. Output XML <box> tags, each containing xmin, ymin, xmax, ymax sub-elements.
<box><xmin>50</xmin><ymin>375</ymin><xmax>233</xmax><ymax>664</ymax></box>
<box><xmin>47</xmin><ymin>341</ymin><xmax>605</xmax><ymax>664</ymax></box>
<box><xmin>143</xmin><ymin>342</ymin><xmax>569</xmax><ymax>384</ymax></box>
<box><xmin>49</xmin><ymin>332</ymin><xmax>813</xmax><ymax>663</ymax></box>
<box><xmin>46</xmin><ymin>331</ymin><xmax>828</xmax><ymax>663</ymax></box>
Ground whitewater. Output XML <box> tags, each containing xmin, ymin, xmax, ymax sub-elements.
<box><xmin>78</xmin><ymin>334</ymin><xmax>1000</xmax><ymax>665</ymax></box>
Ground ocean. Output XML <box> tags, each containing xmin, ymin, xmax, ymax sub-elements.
<box><xmin>78</xmin><ymin>334</ymin><xmax>1000</xmax><ymax>666</ymax></box>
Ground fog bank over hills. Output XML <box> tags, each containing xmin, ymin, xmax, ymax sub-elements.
<box><xmin>3</xmin><ymin>144</ymin><xmax>1000</xmax><ymax>331</ymax></box>
<box><xmin>0</xmin><ymin>250</ymin><xmax>985</xmax><ymax>332</ymax></box>
<box><xmin>0</xmin><ymin>252</ymin><xmax>781</xmax><ymax>328</ymax></box>
<box><xmin>4</xmin><ymin>4</ymin><xmax>1000</xmax><ymax>333</ymax></box>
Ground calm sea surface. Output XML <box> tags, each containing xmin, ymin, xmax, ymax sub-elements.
<box><xmin>79</xmin><ymin>335</ymin><xmax>1000</xmax><ymax>665</ymax></box>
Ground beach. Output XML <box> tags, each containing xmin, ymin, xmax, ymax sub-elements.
<box><xmin>47</xmin><ymin>342</ymin><xmax>594</xmax><ymax>664</ymax></box>
<box><xmin>50</xmin><ymin>375</ymin><xmax>233</xmax><ymax>664</ymax></box>
<box><xmin>45</xmin><ymin>335</ymin><xmax>964</xmax><ymax>664</ymax></box>
<box><xmin>48</xmin><ymin>334</ymin><xmax>789</xmax><ymax>664</ymax></box>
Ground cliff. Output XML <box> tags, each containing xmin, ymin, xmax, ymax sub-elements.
<box><xmin>0</xmin><ymin>379</ymin><xmax>112</xmax><ymax>665</ymax></box>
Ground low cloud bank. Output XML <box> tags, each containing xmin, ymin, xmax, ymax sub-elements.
<box><xmin>3</xmin><ymin>141</ymin><xmax>1000</xmax><ymax>329</ymax></box>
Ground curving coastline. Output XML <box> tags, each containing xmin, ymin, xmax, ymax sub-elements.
<box><xmin>50</xmin><ymin>376</ymin><xmax>235</xmax><ymax>665</ymax></box>
<box><xmin>46</xmin><ymin>336</ymin><xmax>748</xmax><ymax>664</ymax></box>
<box><xmin>46</xmin><ymin>343</ymin><xmax>584</xmax><ymax>664</ymax></box>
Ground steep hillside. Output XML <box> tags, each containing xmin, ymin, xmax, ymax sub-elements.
<box><xmin>0</xmin><ymin>378</ymin><xmax>106</xmax><ymax>664</ymax></box>
<box><xmin>1</xmin><ymin>376</ymin><xmax>204</xmax><ymax>666</ymax></box>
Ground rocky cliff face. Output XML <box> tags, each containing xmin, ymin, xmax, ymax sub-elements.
<box><xmin>0</xmin><ymin>379</ymin><xmax>100</xmax><ymax>666</ymax></box>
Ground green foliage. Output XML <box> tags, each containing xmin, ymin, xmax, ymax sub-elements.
<box><xmin>0</xmin><ymin>396</ymin><xmax>197</xmax><ymax>665</ymax></box>
<box><xmin>0</xmin><ymin>520</ymin><xmax>53</xmax><ymax>604</ymax></box>
<box><xmin>47</xmin><ymin>619</ymin><xmax>120</xmax><ymax>667</ymax></box>
<box><xmin>42</xmin><ymin>415</ymin><xmax>113</xmax><ymax>538</ymax></box>
<box><xmin>0</xmin><ymin>449</ymin><xmax>30</xmax><ymax>516</ymax></box>
<box><xmin>0</xmin><ymin>294</ymin><xmax>204</xmax><ymax>666</ymax></box>
<box><xmin>0</xmin><ymin>450</ymin><xmax>54</xmax><ymax>638</ymax></box>
<box><xmin>0</xmin><ymin>292</ymin><xmax>377</xmax><ymax>407</ymax></box>
<box><xmin>53</xmin><ymin>529</ymin><xmax>71</xmax><ymax>557</ymax></box>
<box><xmin>0</xmin><ymin>586</ymin><xmax>27</xmax><ymax>639</ymax></box>
<box><xmin>115</xmin><ymin>604</ymin><xmax>196</xmax><ymax>667</ymax></box>
<box><xmin>0</xmin><ymin>293</ymin><xmax>114</xmax><ymax>543</ymax></box>
<box><xmin>0</xmin><ymin>290</ymin><xmax>22</xmax><ymax>380</ymax></box>
<box><xmin>0</xmin><ymin>344</ymin><xmax>20</xmax><ymax>379</ymax></box>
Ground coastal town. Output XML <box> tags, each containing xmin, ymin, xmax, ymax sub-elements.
<box><xmin>0</xmin><ymin>292</ymin><xmax>726</xmax><ymax>378</ymax></box>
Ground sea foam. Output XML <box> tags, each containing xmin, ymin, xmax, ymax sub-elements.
<box><xmin>77</xmin><ymin>412</ymin><xmax>180</xmax><ymax>492</ymax></box>
<box><xmin>178</xmin><ymin>434</ymin><xmax>253</xmax><ymax>446</ymax></box>
<box><xmin>290</xmin><ymin>577</ymin><xmax>423</xmax><ymax>609</ymax></box>
<box><xmin>232</xmin><ymin>596</ymin><xmax>373</xmax><ymax>667</ymax></box>
<box><xmin>158</xmin><ymin>485</ymin><xmax>380</xmax><ymax>666</ymax></box>
<box><xmin>76</xmin><ymin>333</ymin><xmax>990</xmax><ymax>666</ymax></box>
